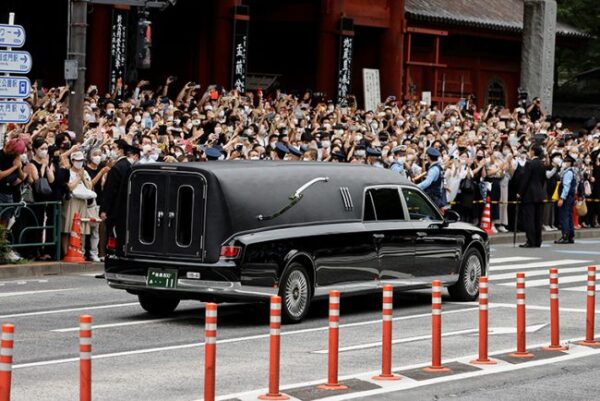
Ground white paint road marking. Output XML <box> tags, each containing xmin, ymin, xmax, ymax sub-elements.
<box><xmin>12</xmin><ymin>307</ymin><xmax>479</xmax><ymax>369</ymax></box>
<box><xmin>206</xmin><ymin>339</ymin><xmax>599</xmax><ymax>401</ymax></box>
<box><xmin>0</xmin><ymin>288</ymin><xmax>78</xmax><ymax>298</ymax></box>
<box><xmin>500</xmin><ymin>275</ymin><xmax>594</xmax><ymax>288</ymax></box>
<box><xmin>489</xmin><ymin>259</ymin><xmax>591</xmax><ymax>272</ymax></box>
<box><xmin>449</xmin><ymin>302</ymin><xmax>600</xmax><ymax>314</ymax></box>
<box><xmin>489</xmin><ymin>265</ymin><xmax>589</xmax><ymax>281</ymax></box>
<box><xmin>311</xmin><ymin>323</ymin><xmax>547</xmax><ymax>354</ymax></box>
<box><xmin>490</xmin><ymin>256</ymin><xmax>538</xmax><ymax>264</ymax></box>
<box><xmin>52</xmin><ymin>315</ymin><xmax>197</xmax><ymax>332</ymax></box>
<box><xmin>562</xmin><ymin>286</ymin><xmax>599</xmax><ymax>292</ymax></box>
<box><xmin>0</xmin><ymin>302</ymin><xmax>139</xmax><ymax>319</ymax></box>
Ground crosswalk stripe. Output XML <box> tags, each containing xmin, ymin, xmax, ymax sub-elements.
<box><xmin>490</xmin><ymin>257</ymin><xmax>538</xmax><ymax>265</ymax></box>
<box><xmin>500</xmin><ymin>275</ymin><xmax>592</xmax><ymax>288</ymax></box>
<box><xmin>562</xmin><ymin>286</ymin><xmax>599</xmax><ymax>292</ymax></box>
<box><xmin>489</xmin><ymin>266</ymin><xmax>589</xmax><ymax>281</ymax></box>
<box><xmin>489</xmin><ymin>259</ymin><xmax>591</xmax><ymax>272</ymax></box>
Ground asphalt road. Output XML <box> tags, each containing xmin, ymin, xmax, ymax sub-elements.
<box><xmin>1</xmin><ymin>239</ymin><xmax>600</xmax><ymax>401</ymax></box>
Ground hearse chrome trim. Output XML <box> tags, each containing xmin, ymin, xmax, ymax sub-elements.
<box><xmin>257</xmin><ymin>176</ymin><xmax>330</xmax><ymax>221</ymax></box>
<box><xmin>105</xmin><ymin>273</ymin><xmax>277</xmax><ymax>298</ymax></box>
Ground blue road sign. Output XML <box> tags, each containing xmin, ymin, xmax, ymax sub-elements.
<box><xmin>0</xmin><ymin>25</ymin><xmax>26</xmax><ymax>48</ymax></box>
<box><xmin>0</xmin><ymin>50</ymin><xmax>32</xmax><ymax>74</ymax></box>
<box><xmin>0</xmin><ymin>77</ymin><xmax>30</xmax><ymax>99</ymax></box>
<box><xmin>0</xmin><ymin>101</ymin><xmax>32</xmax><ymax>123</ymax></box>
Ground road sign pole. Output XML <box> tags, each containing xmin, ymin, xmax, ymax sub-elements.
<box><xmin>0</xmin><ymin>12</ymin><xmax>15</xmax><ymax>150</ymax></box>
<box><xmin>67</xmin><ymin>0</ymin><xmax>88</xmax><ymax>142</ymax></box>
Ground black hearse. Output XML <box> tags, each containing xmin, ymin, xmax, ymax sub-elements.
<box><xmin>105</xmin><ymin>161</ymin><xmax>489</xmax><ymax>322</ymax></box>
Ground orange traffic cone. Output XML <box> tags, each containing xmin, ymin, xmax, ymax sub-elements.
<box><xmin>63</xmin><ymin>212</ymin><xmax>85</xmax><ymax>263</ymax></box>
<box><xmin>481</xmin><ymin>197</ymin><xmax>494</xmax><ymax>235</ymax></box>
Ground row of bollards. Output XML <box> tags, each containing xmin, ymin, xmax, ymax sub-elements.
<box><xmin>0</xmin><ymin>266</ymin><xmax>598</xmax><ymax>401</ymax></box>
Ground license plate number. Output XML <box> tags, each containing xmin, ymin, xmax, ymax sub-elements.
<box><xmin>147</xmin><ymin>268</ymin><xmax>178</xmax><ymax>289</ymax></box>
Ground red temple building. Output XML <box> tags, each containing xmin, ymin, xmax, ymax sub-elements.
<box><xmin>0</xmin><ymin>0</ymin><xmax>587</xmax><ymax>109</ymax></box>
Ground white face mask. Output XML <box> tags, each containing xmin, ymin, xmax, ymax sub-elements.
<box><xmin>109</xmin><ymin>150</ymin><xmax>118</xmax><ymax>160</ymax></box>
<box><xmin>518</xmin><ymin>159</ymin><xmax>526</xmax><ymax>167</ymax></box>
<box><xmin>127</xmin><ymin>157</ymin><xmax>136</xmax><ymax>165</ymax></box>
<box><xmin>552</xmin><ymin>157</ymin><xmax>562</xmax><ymax>167</ymax></box>
<box><xmin>569</xmin><ymin>153</ymin><xmax>578</xmax><ymax>160</ymax></box>
<box><xmin>72</xmin><ymin>160</ymin><xmax>84</xmax><ymax>169</ymax></box>
<box><xmin>321</xmin><ymin>140</ymin><xmax>331</xmax><ymax>148</ymax></box>
<box><xmin>149</xmin><ymin>153</ymin><xmax>159</xmax><ymax>161</ymax></box>
<box><xmin>91</xmin><ymin>156</ymin><xmax>102</xmax><ymax>165</ymax></box>
<box><xmin>36</xmin><ymin>149</ymin><xmax>48</xmax><ymax>158</ymax></box>
<box><xmin>354</xmin><ymin>135</ymin><xmax>362</xmax><ymax>143</ymax></box>
<box><xmin>556</xmin><ymin>122</ymin><xmax>562</xmax><ymax>129</ymax></box>
<box><xmin>134</xmin><ymin>115</ymin><xmax>142</xmax><ymax>123</ymax></box>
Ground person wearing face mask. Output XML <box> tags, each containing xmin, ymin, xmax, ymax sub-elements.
<box><xmin>100</xmin><ymin>140</ymin><xmax>139</xmax><ymax>244</ymax></box>
<box><xmin>517</xmin><ymin>145</ymin><xmax>546</xmax><ymax>248</ymax></box>
<box><xmin>63</xmin><ymin>151</ymin><xmax>95</xmax><ymax>257</ymax></box>
<box><xmin>85</xmin><ymin>148</ymin><xmax>111</xmax><ymax>262</ymax></box>
<box><xmin>555</xmin><ymin>155</ymin><xmax>577</xmax><ymax>244</ymax></box>
<box><xmin>542</xmin><ymin>153</ymin><xmax>562</xmax><ymax>232</ymax></box>
<box><xmin>389</xmin><ymin>146</ymin><xmax>407</xmax><ymax>178</ymax></box>
<box><xmin>418</xmin><ymin>147</ymin><xmax>447</xmax><ymax>208</ymax></box>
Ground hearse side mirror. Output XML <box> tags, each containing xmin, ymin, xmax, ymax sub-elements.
<box><xmin>443</xmin><ymin>209</ymin><xmax>460</xmax><ymax>226</ymax></box>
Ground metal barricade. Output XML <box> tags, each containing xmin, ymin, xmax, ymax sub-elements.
<box><xmin>0</xmin><ymin>201</ymin><xmax>62</xmax><ymax>261</ymax></box>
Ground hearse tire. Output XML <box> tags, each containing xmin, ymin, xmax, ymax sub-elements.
<box><xmin>448</xmin><ymin>248</ymin><xmax>483</xmax><ymax>302</ymax></box>
<box><xmin>279</xmin><ymin>263</ymin><xmax>312</xmax><ymax>324</ymax></box>
<box><xmin>138</xmin><ymin>293</ymin><xmax>180</xmax><ymax>316</ymax></box>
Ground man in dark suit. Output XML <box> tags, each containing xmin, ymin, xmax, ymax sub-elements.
<box><xmin>100</xmin><ymin>140</ymin><xmax>140</xmax><ymax>242</ymax></box>
<box><xmin>517</xmin><ymin>145</ymin><xmax>547</xmax><ymax>247</ymax></box>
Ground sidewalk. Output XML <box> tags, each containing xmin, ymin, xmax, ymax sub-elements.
<box><xmin>0</xmin><ymin>261</ymin><xmax>103</xmax><ymax>280</ymax></box>
<box><xmin>489</xmin><ymin>227</ymin><xmax>600</xmax><ymax>245</ymax></box>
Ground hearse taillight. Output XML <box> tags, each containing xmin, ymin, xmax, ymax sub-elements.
<box><xmin>220</xmin><ymin>246</ymin><xmax>241</xmax><ymax>259</ymax></box>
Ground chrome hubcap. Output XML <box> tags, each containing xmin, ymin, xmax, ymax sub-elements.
<box><xmin>464</xmin><ymin>254</ymin><xmax>482</xmax><ymax>296</ymax></box>
<box><xmin>285</xmin><ymin>270</ymin><xmax>309</xmax><ymax>319</ymax></box>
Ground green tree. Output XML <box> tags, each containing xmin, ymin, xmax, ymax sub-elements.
<box><xmin>556</xmin><ymin>0</ymin><xmax>600</xmax><ymax>81</ymax></box>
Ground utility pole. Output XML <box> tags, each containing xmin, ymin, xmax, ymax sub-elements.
<box><xmin>67</xmin><ymin>0</ymin><xmax>88</xmax><ymax>143</ymax></box>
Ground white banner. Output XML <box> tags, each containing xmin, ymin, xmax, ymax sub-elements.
<box><xmin>362</xmin><ymin>69</ymin><xmax>381</xmax><ymax>112</ymax></box>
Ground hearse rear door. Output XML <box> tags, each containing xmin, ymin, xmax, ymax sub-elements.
<box><xmin>127</xmin><ymin>170</ymin><xmax>206</xmax><ymax>259</ymax></box>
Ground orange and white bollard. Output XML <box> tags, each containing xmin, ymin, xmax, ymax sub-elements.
<box><xmin>509</xmin><ymin>273</ymin><xmax>534</xmax><ymax>358</ymax></box>
<box><xmin>204</xmin><ymin>303</ymin><xmax>218</xmax><ymax>401</ymax></box>
<box><xmin>544</xmin><ymin>268</ymin><xmax>567</xmax><ymax>351</ymax></box>
<box><xmin>259</xmin><ymin>296</ymin><xmax>289</xmax><ymax>400</ymax></box>
<box><xmin>0</xmin><ymin>324</ymin><xmax>14</xmax><ymax>401</ymax></box>
<box><xmin>423</xmin><ymin>280</ymin><xmax>450</xmax><ymax>373</ymax></box>
<box><xmin>318</xmin><ymin>290</ymin><xmax>348</xmax><ymax>390</ymax></box>
<box><xmin>578</xmin><ymin>266</ymin><xmax>600</xmax><ymax>346</ymax></box>
<box><xmin>373</xmin><ymin>285</ymin><xmax>401</xmax><ymax>381</ymax></box>
<box><xmin>471</xmin><ymin>277</ymin><xmax>496</xmax><ymax>364</ymax></box>
<box><xmin>79</xmin><ymin>315</ymin><xmax>92</xmax><ymax>401</ymax></box>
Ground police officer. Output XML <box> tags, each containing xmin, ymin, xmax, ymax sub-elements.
<box><xmin>389</xmin><ymin>145</ymin><xmax>408</xmax><ymax>178</ymax></box>
<box><xmin>205</xmin><ymin>147</ymin><xmax>222</xmax><ymax>161</ymax></box>
<box><xmin>366</xmin><ymin>148</ymin><xmax>383</xmax><ymax>167</ymax></box>
<box><xmin>418</xmin><ymin>147</ymin><xmax>446</xmax><ymax>208</ymax></box>
<box><xmin>555</xmin><ymin>155</ymin><xmax>577</xmax><ymax>244</ymax></box>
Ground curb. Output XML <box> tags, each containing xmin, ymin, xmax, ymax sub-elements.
<box><xmin>0</xmin><ymin>262</ymin><xmax>103</xmax><ymax>280</ymax></box>
<box><xmin>489</xmin><ymin>228</ymin><xmax>600</xmax><ymax>245</ymax></box>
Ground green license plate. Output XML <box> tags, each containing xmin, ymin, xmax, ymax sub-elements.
<box><xmin>146</xmin><ymin>268</ymin><xmax>178</xmax><ymax>289</ymax></box>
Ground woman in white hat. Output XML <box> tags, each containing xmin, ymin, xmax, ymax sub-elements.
<box><xmin>61</xmin><ymin>151</ymin><xmax>96</xmax><ymax>256</ymax></box>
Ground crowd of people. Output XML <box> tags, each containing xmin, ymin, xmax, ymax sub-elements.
<box><xmin>1</xmin><ymin>77</ymin><xmax>600</xmax><ymax>260</ymax></box>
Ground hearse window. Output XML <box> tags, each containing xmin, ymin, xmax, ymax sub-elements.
<box><xmin>364</xmin><ymin>187</ymin><xmax>405</xmax><ymax>221</ymax></box>
<box><xmin>176</xmin><ymin>186</ymin><xmax>194</xmax><ymax>247</ymax></box>
<box><xmin>402</xmin><ymin>188</ymin><xmax>441</xmax><ymax>221</ymax></box>
<box><xmin>139</xmin><ymin>183</ymin><xmax>157</xmax><ymax>244</ymax></box>
<box><xmin>364</xmin><ymin>192</ymin><xmax>377</xmax><ymax>221</ymax></box>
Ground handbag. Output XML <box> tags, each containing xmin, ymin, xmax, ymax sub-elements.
<box><xmin>33</xmin><ymin>177</ymin><xmax>53</xmax><ymax>196</ymax></box>
<box><xmin>575</xmin><ymin>199</ymin><xmax>588</xmax><ymax>217</ymax></box>
<box><xmin>72</xmin><ymin>182</ymin><xmax>97</xmax><ymax>200</ymax></box>
<box><xmin>551</xmin><ymin>181</ymin><xmax>560</xmax><ymax>202</ymax></box>
<box><xmin>459</xmin><ymin>177</ymin><xmax>474</xmax><ymax>192</ymax></box>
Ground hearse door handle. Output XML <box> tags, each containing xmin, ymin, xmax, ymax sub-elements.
<box><xmin>168</xmin><ymin>212</ymin><xmax>175</xmax><ymax>228</ymax></box>
<box><xmin>157</xmin><ymin>211</ymin><xmax>164</xmax><ymax>228</ymax></box>
<box><xmin>372</xmin><ymin>233</ymin><xmax>385</xmax><ymax>240</ymax></box>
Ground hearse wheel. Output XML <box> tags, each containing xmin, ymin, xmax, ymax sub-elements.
<box><xmin>138</xmin><ymin>293</ymin><xmax>180</xmax><ymax>316</ymax></box>
<box><xmin>279</xmin><ymin>263</ymin><xmax>312</xmax><ymax>323</ymax></box>
<box><xmin>448</xmin><ymin>248</ymin><xmax>483</xmax><ymax>302</ymax></box>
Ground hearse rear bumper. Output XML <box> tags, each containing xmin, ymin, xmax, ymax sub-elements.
<box><xmin>104</xmin><ymin>255</ymin><xmax>277</xmax><ymax>300</ymax></box>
